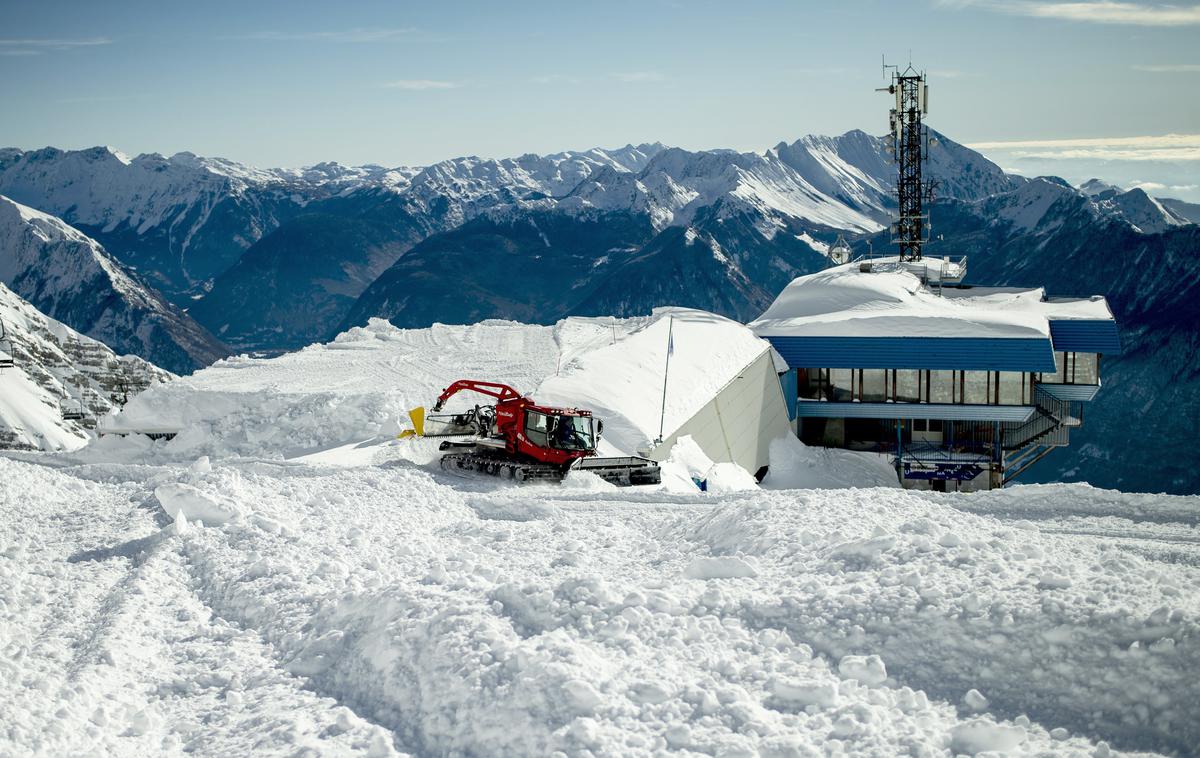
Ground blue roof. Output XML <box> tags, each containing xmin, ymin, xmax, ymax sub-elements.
<box><xmin>1038</xmin><ymin>382</ymin><xmax>1101</xmax><ymax>401</ymax></box>
<box><xmin>765</xmin><ymin>336</ymin><xmax>1057</xmax><ymax>372</ymax></box>
<box><xmin>1048</xmin><ymin>320</ymin><xmax>1121</xmax><ymax>354</ymax></box>
<box><xmin>796</xmin><ymin>401</ymin><xmax>1036</xmax><ymax>422</ymax></box>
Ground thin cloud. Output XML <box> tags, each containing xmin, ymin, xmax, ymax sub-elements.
<box><xmin>0</xmin><ymin>36</ymin><xmax>112</xmax><ymax>54</ymax></box>
<box><xmin>612</xmin><ymin>71</ymin><xmax>666</xmax><ymax>83</ymax></box>
<box><xmin>969</xmin><ymin>134</ymin><xmax>1200</xmax><ymax>161</ymax></box>
<box><xmin>233</xmin><ymin>28</ymin><xmax>415</xmax><ymax>43</ymax></box>
<box><xmin>970</xmin><ymin>134</ymin><xmax>1200</xmax><ymax>149</ymax></box>
<box><xmin>941</xmin><ymin>1</ymin><xmax>1200</xmax><ymax>26</ymax></box>
<box><xmin>1129</xmin><ymin>180</ymin><xmax>1168</xmax><ymax>190</ymax></box>
<box><xmin>381</xmin><ymin>79</ymin><xmax>461</xmax><ymax>91</ymax></box>
<box><xmin>1133</xmin><ymin>63</ymin><xmax>1200</xmax><ymax>72</ymax></box>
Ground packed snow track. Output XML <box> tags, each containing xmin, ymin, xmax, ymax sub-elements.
<box><xmin>2</xmin><ymin>450</ymin><xmax>1197</xmax><ymax>756</ymax></box>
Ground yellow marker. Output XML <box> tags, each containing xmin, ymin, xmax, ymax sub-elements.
<box><xmin>397</xmin><ymin>406</ymin><xmax>426</xmax><ymax>439</ymax></box>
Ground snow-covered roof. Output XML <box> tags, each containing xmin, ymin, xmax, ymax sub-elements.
<box><xmin>751</xmin><ymin>258</ymin><xmax>1117</xmax><ymax>340</ymax></box>
<box><xmin>750</xmin><ymin>259</ymin><xmax>1053</xmax><ymax>340</ymax></box>
<box><xmin>1036</xmin><ymin>296</ymin><xmax>1116</xmax><ymax>321</ymax></box>
<box><xmin>750</xmin><ymin>258</ymin><xmax>1120</xmax><ymax>370</ymax></box>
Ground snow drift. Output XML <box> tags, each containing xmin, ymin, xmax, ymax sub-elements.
<box><xmin>99</xmin><ymin>311</ymin><xmax>783</xmax><ymax>473</ymax></box>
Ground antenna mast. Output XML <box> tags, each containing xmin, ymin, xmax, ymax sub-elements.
<box><xmin>878</xmin><ymin>64</ymin><xmax>934</xmax><ymax>262</ymax></box>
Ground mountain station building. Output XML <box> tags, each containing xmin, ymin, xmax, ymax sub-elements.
<box><xmin>750</xmin><ymin>257</ymin><xmax>1121</xmax><ymax>491</ymax></box>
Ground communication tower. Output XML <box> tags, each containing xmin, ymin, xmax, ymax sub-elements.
<box><xmin>878</xmin><ymin>64</ymin><xmax>935</xmax><ymax>261</ymax></box>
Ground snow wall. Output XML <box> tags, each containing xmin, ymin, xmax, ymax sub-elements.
<box><xmin>97</xmin><ymin>311</ymin><xmax>793</xmax><ymax>479</ymax></box>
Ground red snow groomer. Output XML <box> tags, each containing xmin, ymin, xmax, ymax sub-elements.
<box><xmin>405</xmin><ymin>379</ymin><xmax>660</xmax><ymax>486</ymax></box>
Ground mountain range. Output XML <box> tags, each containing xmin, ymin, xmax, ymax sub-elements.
<box><xmin>0</xmin><ymin>196</ymin><xmax>226</xmax><ymax>374</ymax></box>
<box><xmin>0</xmin><ymin>131</ymin><xmax>1014</xmax><ymax>354</ymax></box>
<box><xmin>0</xmin><ymin>132</ymin><xmax>1194</xmax><ymax>492</ymax></box>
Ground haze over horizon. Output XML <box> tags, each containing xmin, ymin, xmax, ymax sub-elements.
<box><xmin>3</xmin><ymin>0</ymin><xmax>1197</xmax><ymax>199</ymax></box>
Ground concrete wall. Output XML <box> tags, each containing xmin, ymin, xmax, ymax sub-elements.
<box><xmin>644</xmin><ymin>349</ymin><xmax>792</xmax><ymax>475</ymax></box>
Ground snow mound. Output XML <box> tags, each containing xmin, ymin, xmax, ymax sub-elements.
<box><xmin>155</xmin><ymin>483</ymin><xmax>243</xmax><ymax>526</ymax></box>
<box><xmin>97</xmin><ymin>311</ymin><xmax>774</xmax><ymax>467</ymax></box>
<box><xmin>762</xmin><ymin>435</ymin><xmax>899</xmax><ymax>489</ymax></box>
<box><xmin>659</xmin><ymin>435</ymin><xmax>759</xmax><ymax>494</ymax></box>
<box><xmin>837</xmin><ymin>654</ymin><xmax>888</xmax><ymax>687</ymax></box>
<box><xmin>950</xmin><ymin>719</ymin><xmax>1027</xmax><ymax>755</ymax></box>
<box><xmin>683</xmin><ymin>556</ymin><xmax>759</xmax><ymax>580</ymax></box>
<box><xmin>100</xmin><ymin>318</ymin><xmax>562</xmax><ymax>460</ymax></box>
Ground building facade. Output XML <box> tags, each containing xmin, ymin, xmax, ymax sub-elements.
<box><xmin>751</xmin><ymin>259</ymin><xmax>1120</xmax><ymax>490</ymax></box>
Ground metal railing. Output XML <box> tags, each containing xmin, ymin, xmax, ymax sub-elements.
<box><xmin>1002</xmin><ymin>386</ymin><xmax>1073</xmax><ymax>452</ymax></box>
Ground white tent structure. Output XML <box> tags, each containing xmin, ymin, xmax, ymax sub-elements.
<box><xmin>537</xmin><ymin>308</ymin><xmax>792</xmax><ymax>477</ymax></box>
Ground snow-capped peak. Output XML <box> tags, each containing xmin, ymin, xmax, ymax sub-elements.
<box><xmin>1078</xmin><ymin>177</ymin><xmax>1122</xmax><ymax>197</ymax></box>
<box><xmin>0</xmin><ymin>195</ymin><xmax>227</xmax><ymax>373</ymax></box>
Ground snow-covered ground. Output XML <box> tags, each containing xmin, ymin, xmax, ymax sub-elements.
<box><xmin>3</xmin><ymin>448</ymin><xmax>1197</xmax><ymax>756</ymax></box>
<box><xmin>3</xmin><ymin>315</ymin><xmax>1198</xmax><ymax>757</ymax></box>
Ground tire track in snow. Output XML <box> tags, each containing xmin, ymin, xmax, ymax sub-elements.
<box><xmin>153</xmin><ymin>465</ymin><xmax>1113</xmax><ymax>756</ymax></box>
<box><xmin>0</xmin><ymin>457</ymin><xmax>400</xmax><ymax>756</ymax></box>
<box><xmin>680</xmin><ymin>490</ymin><xmax>1200</xmax><ymax>756</ymax></box>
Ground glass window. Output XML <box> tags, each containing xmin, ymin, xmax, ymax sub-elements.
<box><xmin>963</xmin><ymin>371</ymin><xmax>989</xmax><ymax>404</ymax></box>
<box><xmin>525</xmin><ymin>411</ymin><xmax>549</xmax><ymax>446</ymax></box>
<box><xmin>1074</xmin><ymin>353</ymin><xmax>1099</xmax><ymax>384</ymax></box>
<box><xmin>929</xmin><ymin>370</ymin><xmax>955</xmax><ymax>404</ymax></box>
<box><xmin>861</xmin><ymin>369</ymin><xmax>887</xmax><ymax>402</ymax></box>
<box><xmin>998</xmin><ymin>372</ymin><xmax>1026</xmax><ymax>405</ymax></box>
<box><xmin>550</xmin><ymin>414</ymin><xmax>595</xmax><ymax>451</ymax></box>
<box><xmin>829</xmin><ymin>368</ymin><xmax>854</xmax><ymax>402</ymax></box>
<box><xmin>1041</xmin><ymin>351</ymin><xmax>1065</xmax><ymax>383</ymax></box>
<box><xmin>798</xmin><ymin>368</ymin><xmax>827</xmax><ymax>400</ymax></box>
<box><xmin>895</xmin><ymin>370</ymin><xmax>921</xmax><ymax>403</ymax></box>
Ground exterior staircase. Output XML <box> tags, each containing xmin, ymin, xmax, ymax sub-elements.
<box><xmin>1001</xmin><ymin>385</ymin><xmax>1082</xmax><ymax>483</ymax></box>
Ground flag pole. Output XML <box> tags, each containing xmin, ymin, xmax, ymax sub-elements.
<box><xmin>656</xmin><ymin>315</ymin><xmax>674</xmax><ymax>445</ymax></box>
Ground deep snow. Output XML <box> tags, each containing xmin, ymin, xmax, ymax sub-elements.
<box><xmin>3</xmin><ymin>449</ymin><xmax>1197</xmax><ymax>756</ymax></box>
<box><xmin>3</xmin><ymin>315</ymin><xmax>1198</xmax><ymax>757</ymax></box>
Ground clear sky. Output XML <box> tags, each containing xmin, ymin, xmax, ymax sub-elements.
<box><xmin>2</xmin><ymin>0</ymin><xmax>1197</xmax><ymax>199</ymax></box>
